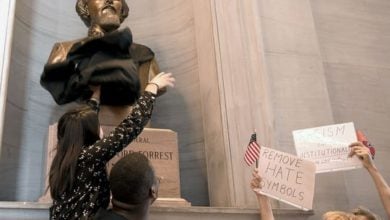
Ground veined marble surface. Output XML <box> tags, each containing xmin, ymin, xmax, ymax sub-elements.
<box><xmin>0</xmin><ymin>0</ymin><xmax>16</xmax><ymax>159</ymax></box>
<box><xmin>0</xmin><ymin>0</ymin><xmax>209</xmax><ymax>206</ymax></box>
<box><xmin>0</xmin><ymin>202</ymin><xmax>313</xmax><ymax>220</ymax></box>
<box><xmin>1</xmin><ymin>1</ymin><xmax>390</xmax><ymax>219</ymax></box>
<box><xmin>311</xmin><ymin>0</ymin><xmax>390</xmax><ymax>218</ymax></box>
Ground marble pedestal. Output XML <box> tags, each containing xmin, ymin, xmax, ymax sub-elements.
<box><xmin>39</xmin><ymin>124</ymin><xmax>190</xmax><ymax>207</ymax></box>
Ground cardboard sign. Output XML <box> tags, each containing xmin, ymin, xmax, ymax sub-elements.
<box><xmin>256</xmin><ymin>146</ymin><xmax>316</xmax><ymax>211</ymax></box>
<box><xmin>292</xmin><ymin>122</ymin><xmax>361</xmax><ymax>173</ymax></box>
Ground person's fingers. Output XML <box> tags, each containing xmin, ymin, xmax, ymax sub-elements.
<box><xmin>164</xmin><ymin>81</ymin><xmax>175</xmax><ymax>88</ymax></box>
<box><xmin>355</xmin><ymin>146</ymin><xmax>369</xmax><ymax>154</ymax></box>
<box><xmin>349</xmin><ymin>142</ymin><xmax>366</xmax><ymax>150</ymax></box>
<box><xmin>348</xmin><ymin>145</ymin><xmax>366</xmax><ymax>157</ymax></box>
<box><xmin>251</xmin><ymin>168</ymin><xmax>263</xmax><ymax>191</ymax></box>
<box><xmin>251</xmin><ymin>179</ymin><xmax>260</xmax><ymax>188</ymax></box>
<box><xmin>253</xmin><ymin>171</ymin><xmax>261</xmax><ymax>179</ymax></box>
<box><xmin>348</xmin><ymin>142</ymin><xmax>372</xmax><ymax>160</ymax></box>
<box><xmin>152</xmin><ymin>73</ymin><xmax>176</xmax><ymax>88</ymax></box>
<box><xmin>348</xmin><ymin>150</ymin><xmax>355</xmax><ymax>158</ymax></box>
<box><xmin>166</xmin><ymin>77</ymin><xmax>176</xmax><ymax>87</ymax></box>
<box><xmin>354</xmin><ymin>147</ymin><xmax>372</xmax><ymax>162</ymax></box>
<box><xmin>251</xmin><ymin>180</ymin><xmax>260</xmax><ymax>191</ymax></box>
<box><xmin>252</xmin><ymin>174</ymin><xmax>262</xmax><ymax>184</ymax></box>
<box><xmin>250</xmin><ymin>180</ymin><xmax>256</xmax><ymax>188</ymax></box>
<box><xmin>348</xmin><ymin>146</ymin><xmax>358</xmax><ymax>157</ymax></box>
<box><xmin>163</xmin><ymin>72</ymin><xmax>172</xmax><ymax>77</ymax></box>
<box><xmin>356</xmin><ymin>151</ymin><xmax>364</xmax><ymax>159</ymax></box>
<box><xmin>161</xmin><ymin>73</ymin><xmax>173</xmax><ymax>79</ymax></box>
<box><xmin>355</xmin><ymin>149</ymin><xmax>369</xmax><ymax>157</ymax></box>
<box><xmin>162</xmin><ymin>75</ymin><xmax>175</xmax><ymax>83</ymax></box>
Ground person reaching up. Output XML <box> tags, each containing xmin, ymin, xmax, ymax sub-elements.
<box><xmin>49</xmin><ymin>72</ymin><xmax>175</xmax><ymax>219</ymax></box>
<box><xmin>250</xmin><ymin>168</ymin><xmax>275</xmax><ymax>220</ymax></box>
<box><xmin>349</xmin><ymin>142</ymin><xmax>390</xmax><ymax>218</ymax></box>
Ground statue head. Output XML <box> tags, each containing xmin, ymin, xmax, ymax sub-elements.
<box><xmin>76</xmin><ymin>0</ymin><xmax>129</xmax><ymax>36</ymax></box>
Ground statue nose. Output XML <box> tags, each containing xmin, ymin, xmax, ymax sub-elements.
<box><xmin>105</xmin><ymin>0</ymin><xmax>113</xmax><ymax>4</ymax></box>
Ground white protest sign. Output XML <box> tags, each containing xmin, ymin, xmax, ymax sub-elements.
<box><xmin>257</xmin><ymin>146</ymin><xmax>316</xmax><ymax>211</ymax></box>
<box><xmin>293</xmin><ymin>122</ymin><xmax>361</xmax><ymax>173</ymax></box>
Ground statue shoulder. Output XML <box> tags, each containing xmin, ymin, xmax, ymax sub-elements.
<box><xmin>46</xmin><ymin>38</ymin><xmax>84</xmax><ymax>64</ymax></box>
<box><xmin>130</xmin><ymin>43</ymin><xmax>155</xmax><ymax>63</ymax></box>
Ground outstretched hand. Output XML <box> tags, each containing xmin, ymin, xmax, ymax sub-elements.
<box><xmin>146</xmin><ymin>72</ymin><xmax>175</xmax><ymax>95</ymax></box>
<box><xmin>349</xmin><ymin>142</ymin><xmax>375</xmax><ymax>169</ymax></box>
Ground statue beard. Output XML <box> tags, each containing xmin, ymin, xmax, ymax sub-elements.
<box><xmin>95</xmin><ymin>13</ymin><xmax>121</xmax><ymax>33</ymax></box>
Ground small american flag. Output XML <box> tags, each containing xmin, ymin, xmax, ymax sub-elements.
<box><xmin>244</xmin><ymin>133</ymin><xmax>261</xmax><ymax>166</ymax></box>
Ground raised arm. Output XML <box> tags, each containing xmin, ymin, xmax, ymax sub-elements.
<box><xmin>82</xmin><ymin>72</ymin><xmax>175</xmax><ymax>163</ymax></box>
<box><xmin>349</xmin><ymin>142</ymin><xmax>390</xmax><ymax>218</ymax></box>
<box><xmin>251</xmin><ymin>169</ymin><xmax>275</xmax><ymax>220</ymax></box>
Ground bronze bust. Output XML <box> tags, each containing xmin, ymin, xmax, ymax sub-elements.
<box><xmin>41</xmin><ymin>0</ymin><xmax>161</xmax><ymax>105</ymax></box>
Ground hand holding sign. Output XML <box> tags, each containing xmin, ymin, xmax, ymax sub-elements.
<box><xmin>348</xmin><ymin>142</ymin><xmax>375</xmax><ymax>170</ymax></box>
<box><xmin>356</xmin><ymin>130</ymin><xmax>376</xmax><ymax>159</ymax></box>
<box><xmin>250</xmin><ymin>168</ymin><xmax>275</xmax><ymax>220</ymax></box>
<box><xmin>250</xmin><ymin>169</ymin><xmax>263</xmax><ymax>195</ymax></box>
<box><xmin>293</xmin><ymin>122</ymin><xmax>362</xmax><ymax>173</ymax></box>
<box><xmin>257</xmin><ymin>146</ymin><xmax>316</xmax><ymax>210</ymax></box>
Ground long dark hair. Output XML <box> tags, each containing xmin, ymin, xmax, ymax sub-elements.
<box><xmin>49</xmin><ymin>106</ymin><xmax>100</xmax><ymax>200</ymax></box>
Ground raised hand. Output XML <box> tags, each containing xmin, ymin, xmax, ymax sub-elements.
<box><xmin>250</xmin><ymin>168</ymin><xmax>275</xmax><ymax>220</ymax></box>
<box><xmin>145</xmin><ymin>72</ymin><xmax>175</xmax><ymax>95</ymax></box>
<box><xmin>349</xmin><ymin>142</ymin><xmax>374</xmax><ymax>169</ymax></box>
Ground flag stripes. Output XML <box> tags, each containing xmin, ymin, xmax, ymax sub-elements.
<box><xmin>244</xmin><ymin>133</ymin><xmax>261</xmax><ymax>166</ymax></box>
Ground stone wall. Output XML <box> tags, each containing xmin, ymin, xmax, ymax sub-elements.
<box><xmin>1</xmin><ymin>0</ymin><xmax>390</xmax><ymax>219</ymax></box>
<box><xmin>0</xmin><ymin>0</ymin><xmax>209</xmax><ymax>206</ymax></box>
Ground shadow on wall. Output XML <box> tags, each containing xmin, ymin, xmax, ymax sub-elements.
<box><xmin>152</xmin><ymin>87</ymin><xmax>210</xmax><ymax>206</ymax></box>
<box><xmin>0</xmin><ymin>0</ymin><xmax>71</xmax><ymax>201</ymax></box>
<box><xmin>0</xmin><ymin>0</ymin><xmax>35</xmax><ymax>200</ymax></box>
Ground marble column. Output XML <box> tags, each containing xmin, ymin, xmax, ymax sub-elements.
<box><xmin>193</xmin><ymin>0</ymin><xmax>275</xmax><ymax>207</ymax></box>
<box><xmin>0</xmin><ymin>0</ymin><xmax>16</xmax><ymax>153</ymax></box>
<box><xmin>193</xmin><ymin>0</ymin><xmax>343</xmax><ymax>210</ymax></box>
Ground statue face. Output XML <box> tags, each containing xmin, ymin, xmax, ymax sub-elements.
<box><xmin>87</xmin><ymin>0</ymin><xmax>122</xmax><ymax>32</ymax></box>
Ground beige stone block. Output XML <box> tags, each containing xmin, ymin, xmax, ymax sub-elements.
<box><xmin>103</xmin><ymin>127</ymin><xmax>182</xmax><ymax>199</ymax></box>
<box><xmin>260</xmin><ymin>0</ymin><xmax>314</xmax><ymax>28</ymax></box>
<box><xmin>311</xmin><ymin>0</ymin><xmax>390</xmax><ymax>68</ymax></box>
<box><xmin>266</xmin><ymin>54</ymin><xmax>331</xmax><ymax>109</ymax></box>
<box><xmin>2</xmin><ymin>0</ymin><xmax>209</xmax><ymax>204</ymax></box>
<box><xmin>323</xmin><ymin>63</ymin><xmax>386</xmax><ymax>112</ymax></box>
<box><xmin>265</xmin><ymin>53</ymin><xmax>333</xmax><ymax>155</ymax></box>
<box><xmin>262</xmin><ymin>19</ymin><xmax>321</xmax><ymax>56</ymax></box>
